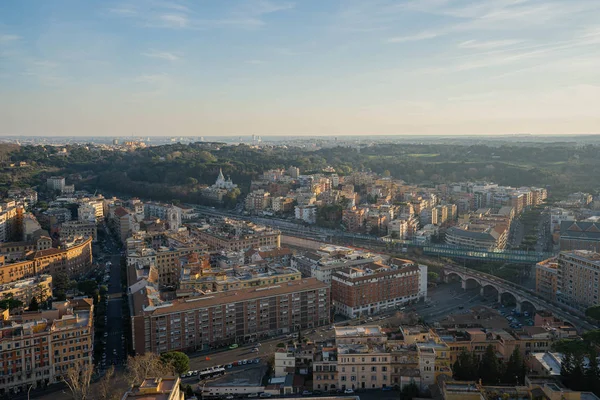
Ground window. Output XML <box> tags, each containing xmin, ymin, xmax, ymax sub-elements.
<box><xmin>371</xmin><ymin>367</ymin><xmax>377</xmax><ymax>372</ymax></box>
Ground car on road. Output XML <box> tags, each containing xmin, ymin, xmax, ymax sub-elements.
<box><xmin>229</xmin><ymin>344</ymin><xmax>239</xmax><ymax>349</ymax></box>
<box><xmin>344</xmin><ymin>389</ymin><xmax>354</xmax><ymax>394</ymax></box>
<box><xmin>252</xmin><ymin>347</ymin><xmax>259</xmax><ymax>352</ymax></box>
<box><xmin>253</xmin><ymin>358</ymin><xmax>260</xmax><ymax>363</ymax></box>
<box><xmin>226</xmin><ymin>364</ymin><xmax>233</xmax><ymax>369</ymax></box>
<box><xmin>242</xmin><ymin>359</ymin><xmax>247</xmax><ymax>365</ymax></box>
<box><xmin>259</xmin><ymin>393</ymin><xmax>272</xmax><ymax>398</ymax></box>
<box><xmin>225</xmin><ymin>396</ymin><xmax>234</xmax><ymax>400</ymax></box>
<box><xmin>247</xmin><ymin>393</ymin><xmax>258</xmax><ymax>398</ymax></box>
<box><xmin>382</xmin><ymin>387</ymin><xmax>392</xmax><ymax>391</ymax></box>
<box><xmin>302</xmin><ymin>391</ymin><xmax>313</xmax><ymax>396</ymax></box>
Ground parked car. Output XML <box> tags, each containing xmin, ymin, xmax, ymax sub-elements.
<box><xmin>242</xmin><ymin>359</ymin><xmax>247</xmax><ymax>365</ymax></box>
<box><xmin>382</xmin><ymin>387</ymin><xmax>392</xmax><ymax>391</ymax></box>
<box><xmin>229</xmin><ymin>344</ymin><xmax>239</xmax><ymax>349</ymax></box>
<box><xmin>252</xmin><ymin>347</ymin><xmax>259</xmax><ymax>353</ymax></box>
<box><xmin>302</xmin><ymin>391</ymin><xmax>312</xmax><ymax>396</ymax></box>
<box><xmin>259</xmin><ymin>393</ymin><xmax>272</xmax><ymax>398</ymax></box>
<box><xmin>247</xmin><ymin>393</ymin><xmax>258</xmax><ymax>398</ymax></box>
<box><xmin>344</xmin><ymin>389</ymin><xmax>354</xmax><ymax>394</ymax></box>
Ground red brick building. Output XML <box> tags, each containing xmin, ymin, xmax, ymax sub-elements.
<box><xmin>331</xmin><ymin>258</ymin><xmax>427</xmax><ymax>318</ymax></box>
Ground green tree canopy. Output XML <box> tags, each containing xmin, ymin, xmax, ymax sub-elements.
<box><xmin>160</xmin><ymin>351</ymin><xmax>190</xmax><ymax>375</ymax></box>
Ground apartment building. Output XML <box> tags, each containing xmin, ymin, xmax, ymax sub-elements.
<box><xmin>180</xmin><ymin>264</ymin><xmax>301</xmax><ymax>293</ymax></box>
<box><xmin>445</xmin><ymin>223</ymin><xmax>508</xmax><ymax>250</ymax></box>
<box><xmin>130</xmin><ymin>278</ymin><xmax>330</xmax><ymax>355</ymax></box>
<box><xmin>535</xmin><ymin>257</ymin><xmax>558</xmax><ymax>301</ymax></box>
<box><xmin>0</xmin><ymin>274</ymin><xmax>52</xmax><ymax>306</ymax></box>
<box><xmin>342</xmin><ymin>207</ymin><xmax>366</xmax><ymax>232</ymax></box>
<box><xmin>77</xmin><ymin>201</ymin><xmax>104</xmax><ymax>223</ymax></box>
<box><xmin>312</xmin><ymin>347</ymin><xmax>338</xmax><ymax>392</ymax></box>
<box><xmin>46</xmin><ymin>176</ymin><xmax>65</xmax><ymax>192</ymax></box>
<box><xmin>295</xmin><ymin>205</ymin><xmax>317</xmax><ymax>225</ymax></box>
<box><xmin>557</xmin><ymin>250</ymin><xmax>600</xmax><ymax>311</ymax></box>
<box><xmin>337</xmin><ymin>343</ymin><xmax>391</xmax><ymax>390</ymax></box>
<box><xmin>122</xmin><ymin>377</ymin><xmax>184</xmax><ymax>400</ymax></box>
<box><xmin>0</xmin><ymin>236</ymin><xmax>92</xmax><ymax>284</ymax></box>
<box><xmin>245</xmin><ymin>190</ymin><xmax>271</xmax><ymax>212</ymax></box>
<box><xmin>192</xmin><ymin>219</ymin><xmax>280</xmax><ymax>251</ymax></box>
<box><xmin>60</xmin><ymin>220</ymin><xmax>97</xmax><ymax>241</ymax></box>
<box><xmin>271</xmin><ymin>197</ymin><xmax>294</xmax><ymax>213</ymax></box>
<box><xmin>0</xmin><ymin>202</ymin><xmax>21</xmax><ymax>243</ymax></box>
<box><xmin>294</xmin><ymin>253</ymin><xmax>384</xmax><ymax>285</ymax></box>
<box><xmin>0</xmin><ymin>298</ymin><xmax>93</xmax><ymax>396</ymax></box>
<box><xmin>331</xmin><ymin>258</ymin><xmax>427</xmax><ymax>318</ymax></box>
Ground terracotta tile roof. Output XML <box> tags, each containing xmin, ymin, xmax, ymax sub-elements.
<box><xmin>114</xmin><ymin>207</ymin><xmax>130</xmax><ymax>218</ymax></box>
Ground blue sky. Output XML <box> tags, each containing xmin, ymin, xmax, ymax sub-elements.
<box><xmin>1</xmin><ymin>0</ymin><xmax>599</xmax><ymax>136</ymax></box>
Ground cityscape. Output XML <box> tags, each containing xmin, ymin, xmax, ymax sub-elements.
<box><xmin>2</xmin><ymin>1</ymin><xmax>600</xmax><ymax>400</ymax></box>
<box><xmin>0</xmin><ymin>136</ymin><xmax>599</xmax><ymax>400</ymax></box>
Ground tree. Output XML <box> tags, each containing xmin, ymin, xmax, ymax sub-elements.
<box><xmin>503</xmin><ymin>347</ymin><xmax>526</xmax><ymax>385</ymax></box>
<box><xmin>400</xmin><ymin>381</ymin><xmax>420</xmax><ymax>400</ymax></box>
<box><xmin>160</xmin><ymin>351</ymin><xmax>190</xmax><ymax>375</ymax></box>
<box><xmin>28</xmin><ymin>297</ymin><xmax>39</xmax><ymax>311</ymax></box>
<box><xmin>0</xmin><ymin>296</ymin><xmax>23</xmax><ymax>310</ymax></box>
<box><xmin>479</xmin><ymin>345</ymin><xmax>501</xmax><ymax>384</ymax></box>
<box><xmin>586</xmin><ymin>306</ymin><xmax>600</xmax><ymax>321</ymax></box>
<box><xmin>98</xmin><ymin>365</ymin><xmax>116</xmax><ymax>400</ymax></box>
<box><xmin>126</xmin><ymin>353</ymin><xmax>175</xmax><ymax>386</ymax></box>
<box><xmin>427</xmin><ymin>272</ymin><xmax>439</xmax><ymax>283</ymax></box>
<box><xmin>62</xmin><ymin>361</ymin><xmax>94</xmax><ymax>400</ymax></box>
<box><xmin>453</xmin><ymin>350</ymin><xmax>478</xmax><ymax>381</ymax></box>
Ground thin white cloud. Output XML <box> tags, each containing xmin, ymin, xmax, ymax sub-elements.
<box><xmin>0</xmin><ymin>34</ymin><xmax>20</xmax><ymax>43</ymax></box>
<box><xmin>387</xmin><ymin>32</ymin><xmax>438</xmax><ymax>43</ymax></box>
<box><xmin>142</xmin><ymin>50</ymin><xmax>181</xmax><ymax>61</ymax></box>
<box><xmin>458</xmin><ymin>39</ymin><xmax>524</xmax><ymax>49</ymax></box>
<box><xmin>134</xmin><ymin>73</ymin><xmax>171</xmax><ymax>85</ymax></box>
<box><xmin>158</xmin><ymin>14</ymin><xmax>188</xmax><ymax>28</ymax></box>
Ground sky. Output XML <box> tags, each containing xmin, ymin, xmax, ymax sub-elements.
<box><xmin>0</xmin><ymin>0</ymin><xmax>599</xmax><ymax>137</ymax></box>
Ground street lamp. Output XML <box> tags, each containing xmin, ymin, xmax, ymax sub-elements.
<box><xmin>27</xmin><ymin>384</ymin><xmax>33</xmax><ymax>400</ymax></box>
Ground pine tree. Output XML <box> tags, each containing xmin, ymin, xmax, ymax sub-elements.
<box><xmin>479</xmin><ymin>345</ymin><xmax>501</xmax><ymax>384</ymax></box>
<box><xmin>570</xmin><ymin>353</ymin><xmax>586</xmax><ymax>390</ymax></box>
<box><xmin>503</xmin><ymin>347</ymin><xmax>526</xmax><ymax>384</ymax></box>
<box><xmin>585</xmin><ymin>347</ymin><xmax>600</xmax><ymax>394</ymax></box>
<box><xmin>28</xmin><ymin>297</ymin><xmax>39</xmax><ymax>311</ymax></box>
<box><xmin>453</xmin><ymin>350</ymin><xmax>478</xmax><ymax>381</ymax></box>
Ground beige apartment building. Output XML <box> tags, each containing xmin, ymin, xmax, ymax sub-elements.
<box><xmin>536</xmin><ymin>257</ymin><xmax>558</xmax><ymax>301</ymax></box>
<box><xmin>192</xmin><ymin>221</ymin><xmax>280</xmax><ymax>251</ymax></box>
<box><xmin>60</xmin><ymin>220</ymin><xmax>97</xmax><ymax>241</ymax></box>
<box><xmin>0</xmin><ymin>274</ymin><xmax>52</xmax><ymax>306</ymax></box>
<box><xmin>0</xmin><ymin>298</ymin><xmax>93</xmax><ymax>396</ymax></box>
<box><xmin>557</xmin><ymin>250</ymin><xmax>600</xmax><ymax>311</ymax></box>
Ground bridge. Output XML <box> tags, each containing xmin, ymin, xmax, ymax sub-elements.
<box><xmin>442</xmin><ymin>265</ymin><xmax>597</xmax><ymax>332</ymax></box>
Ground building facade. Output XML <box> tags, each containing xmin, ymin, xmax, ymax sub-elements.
<box><xmin>0</xmin><ymin>298</ymin><xmax>93</xmax><ymax>396</ymax></box>
<box><xmin>556</xmin><ymin>250</ymin><xmax>600</xmax><ymax>311</ymax></box>
<box><xmin>131</xmin><ymin>278</ymin><xmax>330</xmax><ymax>355</ymax></box>
<box><xmin>535</xmin><ymin>257</ymin><xmax>558</xmax><ymax>302</ymax></box>
<box><xmin>331</xmin><ymin>259</ymin><xmax>427</xmax><ymax>318</ymax></box>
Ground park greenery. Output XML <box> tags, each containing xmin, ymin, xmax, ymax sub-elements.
<box><xmin>2</xmin><ymin>141</ymin><xmax>600</xmax><ymax>206</ymax></box>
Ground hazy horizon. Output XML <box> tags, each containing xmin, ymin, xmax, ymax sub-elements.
<box><xmin>1</xmin><ymin>1</ymin><xmax>599</xmax><ymax>137</ymax></box>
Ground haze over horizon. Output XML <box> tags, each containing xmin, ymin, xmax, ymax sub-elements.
<box><xmin>1</xmin><ymin>0</ymin><xmax>599</xmax><ymax>137</ymax></box>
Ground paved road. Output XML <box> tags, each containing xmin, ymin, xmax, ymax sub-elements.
<box><xmin>97</xmin><ymin>224</ymin><xmax>127</xmax><ymax>369</ymax></box>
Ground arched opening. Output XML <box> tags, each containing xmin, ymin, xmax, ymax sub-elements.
<box><xmin>500</xmin><ymin>292</ymin><xmax>517</xmax><ymax>307</ymax></box>
<box><xmin>464</xmin><ymin>277</ymin><xmax>481</xmax><ymax>290</ymax></box>
<box><xmin>481</xmin><ymin>284</ymin><xmax>499</xmax><ymax>299</ymax></box>
<box><xmin>445</xmin><ymin>272</ymin><xmax>462</xmax><ymax>283</ymax></box>
<box><xmin>520</xmin><ymin>300</ymin><xmax>537</xmax><ymax>317</ymax></box>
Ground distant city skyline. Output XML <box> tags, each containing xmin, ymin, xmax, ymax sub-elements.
<box><xmin>1</xmin><ymin>0</ymin><xmax>599</xmax><ymax>136</ymax></box>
